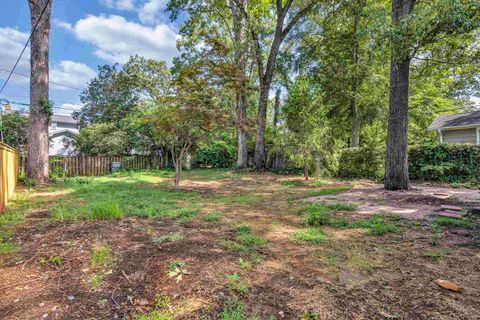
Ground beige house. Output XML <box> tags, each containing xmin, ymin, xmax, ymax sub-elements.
<box><xmin>428</xmin><ymin>110</ymin><xmax>480</xmax><ymax>144</ymax></box>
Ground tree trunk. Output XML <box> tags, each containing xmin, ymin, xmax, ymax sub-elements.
<box><xmin>303</xmin><ymin>161</ymin><xmax>309</xmax><ymax>181</ymax></box>
<box><xmin>351</xmin><ymin>98</ymin><xmax>360</xmax><ymax>147</ymax></box>
<box><xmin>253</xmin><ymin>82</ymin><xmax>271</xmax><ymax>169</ymax></box>
<box><xmin>385</xmin><ymin>0</ymin><xmax>416</xmax><ymax>190</ymax></box>
<box><xmin>231</xmin><ymin>0</ymin><xmax>248</xmax><ymax>168</ymax></box>
<box><xmin>350</xmin><ymin>8</ymin><xmax>360</xmax><ymax>148</ymax></box>
<box><xmin>173</xmin><ymin>163</ymin><xmax>181</xmax><ymax>190</ymax></box>
<box><xmin>27</xmin><ymin>0</ymin><xmax>52</xmax><ymax>184</ymax></box>
<box><xmin>273</xmin><ymin>88</ymin><xmax>281</xmax><ymax>170</ymax></box>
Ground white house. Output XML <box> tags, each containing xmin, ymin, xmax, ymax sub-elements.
<box><xmin>428</xmin><ymin>110</ymin><xmax>480</xmax><ymax>144</ymax></box>
<box><xmin>49</xmin><ymin>114</ymin><xmax>79</xmax><ymax>156</ymax></box>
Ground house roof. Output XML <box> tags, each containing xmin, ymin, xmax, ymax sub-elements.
<box><xmin>428</xmin><ymin>110</ymin><xmax>480</xmax><ymax>131</ymax></box>
<box><xmin>49</xmin><ymin>129</ymin><xmax>78</xmax><ymax>138</ymax></box>
<box><xmin>51</xmin><ymin>114</ymin><xmax>78</xmax><ymax>125</ymax></box>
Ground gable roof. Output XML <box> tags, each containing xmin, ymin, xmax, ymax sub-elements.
<box><xmin>51</xmin><ymin>114</ymin><xmax>78</xmax><ymax>125</ymax></box>
<box><xmin>428</xmin><ymin>110</ymin><xmax>480</xmax><ymax>131</ymax></box>
<box><xmin>49</xmin><ymin>129</ymin><xmax>78</xmax><ymax>138</ymax></box>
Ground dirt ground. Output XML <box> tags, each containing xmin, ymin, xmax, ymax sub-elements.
<box><xmin>1</xmin><ymin>171</ymin><xmax>480</xmax><ymax>320</ymax></box>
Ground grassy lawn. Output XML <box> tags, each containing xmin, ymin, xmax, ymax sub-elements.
<box><xmin>0</xmin><ymin>169</ymin><xmax>478</xmax><ymax>319</ymax></box>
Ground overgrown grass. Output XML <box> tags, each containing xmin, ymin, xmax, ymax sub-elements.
<box><xmin>135</xmin><ymin>311</ymin><xmax>172</xmax><ymax>320</ymax></box>
<box><xmin>294</xmin><ymin>228</ymin><xmax>326</xmax><ymax>244</ymax></box>
<box><xmin>226</xmin><ymin>273</ymin><xmax>249</xmax><ymax>296</ymax></box>
<box><xmin>302</xmin><ymin>203</ymin><xmax>398</xmax><ymax>235</ymax></box>
<box><xmin>203</xmin><ymin>212</ymin><xmax>222</xmax><ymax>222</ymax></box>
<box><xmin>52</xmin><ymin>171</ymin><xmax>201</xmax><ymax>221</ymax></box>
<box><xmin>152</xmin><ymin>233</ymin><xmax>183</xmax><ymax>243</ymax></box>
<box><xmin>431</xmin><ymin>216</ymin><xmax>470</xmax><ymax>229</ymax></box>
<box><xmin>281</xmin><ymin>180</ymin><xmax>306</xmax><ymax>187</ymax></box>
<box><xmin>423</xmin><ymin>249</ymin><xmax>453</xmax><ymax>261</ymax></box>
<box><xmin>218</xmin><ymin>300</ymin><xmax>257</xmax><ymax>320</ymax></box>
<box><xmin>91</xmin><ymin>245</ymin><xmax>115</xmax><ymax>270</ymax></box>
<box><xmin>223</xmin><ymin>224</ymin><xmax>267</xmax><ymax>253</ymax></box>
<box><xmin>214</xmin><ymin>194</ymin><xmax>261</xmax><ymax>206</ymax></box>
<box><xmin>325</xmin><ymin>202</ymin><xmax>358</xmax><ymax>211</ymax></box>
<box><xmin>307</xmin><ymin>187</ymin><xmax>351</xmax><ymax>197</ymax></box>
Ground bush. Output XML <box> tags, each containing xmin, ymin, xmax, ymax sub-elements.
<box><xmin>195</xmin><ymin>141</ymin><xmax>235</xmax><ymax>168</ymax></box>
<box><xmin>336</xmin><ymin>146</ymin><xmax>384</xmax><ymax>180</ymax></box>
<box><xmin>409</xmin><ymin>143</ymin><xmax>480</xmax><ymax>183</ymax></box>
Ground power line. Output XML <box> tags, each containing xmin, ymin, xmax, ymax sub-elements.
<box><xmin>0</xmin><ymin>0</ymin><xmax>51</xmax><ymax>95</ymax></box>
<box><xmin>0</xmin><ymin>68</ymin><xmax>85</xmax><ymax>92</ymax></box>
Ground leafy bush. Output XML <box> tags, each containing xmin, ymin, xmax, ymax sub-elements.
<box><xmin>195</xmin><ymin>141</ymin><xmax>235</xmax><ymax>168</ymax></box>
<box><xmin>336</xmin><ymin>146</ymin><xmax>385</xmax><ymax>180</ymax></box>
<box><xmin>409</xmin><ymin>143</ymin><xmax>480</xmax><ymax>183</ymax></box>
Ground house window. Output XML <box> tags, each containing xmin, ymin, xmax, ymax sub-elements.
<box><xmin>51</xmin><ymin>122</ymin><xmax>57</xmax><ymax>130</ymax></box>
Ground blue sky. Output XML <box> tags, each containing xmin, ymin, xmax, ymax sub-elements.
<box><xmin>0</xmin><ymin>0</ymin><xmax>181</xmax><ymax>114</ymax></box>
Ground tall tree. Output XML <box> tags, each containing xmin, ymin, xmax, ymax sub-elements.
<box><xmin>245</xmin><ymin>0</ymin><xmax>317</xmax><ymax>169</ymax></box>
<box><xmin>385</xmin><ymin>0</ymin><xmax>416</xmax><ymax>190</ymax></box>
<box><xmin>27</xmin><ymin>0</ymin><xmax>52</xmax><ymax>184</ymax></box>
<box><xmin>385</xmin><ymin>0</ymin><xmax>480</xmax><ymax>190</ymax></box>
<box><xmin>168</xmin><ymin>0</ymin><xmax>250</xmax><ymax>168</ymax></box>
<box><xmin>230</xmin><ymin>0</ymin><xmax>249</xmax><ymax>168</ymax></box>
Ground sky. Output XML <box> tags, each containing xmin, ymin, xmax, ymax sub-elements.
<box><xmin>0</xmin><ymin>0</ymin><xmax>181</xmax><ymax>115</ymax></box>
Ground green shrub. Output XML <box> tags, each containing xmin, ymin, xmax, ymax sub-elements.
<box><xmin>195</xmin><ymin>141</ymin><xmax>235</xmax><ymax>168</ymax></box>
<box><xmin>337</xmin><ymin>146</ymin><xmax>385</xmax><ymax>180</ymax></box>
<box><xmin>409</xmin><ymin>143</ymin><xmax>480</xmax><ymax>183</ymax></box>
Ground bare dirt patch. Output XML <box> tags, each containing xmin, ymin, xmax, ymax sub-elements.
<box><xmin>1</xmin><ymin>171</ymin><xmax>480</xmax><ymax>319</ymax></box>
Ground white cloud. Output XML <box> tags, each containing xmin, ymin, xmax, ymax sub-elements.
<box><xmin>53</xmin><ymin>19</ymin><xmax>73</xmax><ymax>31</ymax></box>
<box><xmin>0</xmin><ymin>27</ymin><xmax>30</xmax><ymax>85</ymax></box>
<box><xmin>100</xmin><ymin>0</ymin><xmax>136</xmax><ymax>10</ymax></box>
<box><xmin>66</xmin><ymin>15</ymin><xmax>178</xmax><ymax>64</ymax></box>
<box><xmin>98</xmin><ymin>0</ymin><xmax>168</xmax><ymax>25</ymax></box>
<box><xmin>138</xmin><ymin>0</ymin><xmax>168</xmax><ymax>25</ymax></box>
<box><xmin>50</xmin><ymin>60</ymin><xmax>96</xmax><ymax>90</ymax></box>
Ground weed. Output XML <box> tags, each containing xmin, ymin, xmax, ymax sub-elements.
<box><xmin>227</xmin><ymin>273</ymin><xmax>249</xmax><ymax>296</ymax></box>
<box><xmin>49</xmin><ymin>255</ymin><xmax>63</xmax><ymax>266</ymax></box>
<box><xmin>90</xmin><ymin>201</ymin><xmax>123</xmax><ymax>220</ymax></box>
<box><xmin>219</xmin><ymin>300</ymin><xmax>257</xmax><ymax>320</ymax></box>
<box><xmin>238</xmin><ymin>254</ymin><xmax>262</xmax><ymax>269</ymax></box>
<box><xmin>154</xmin><ymin>294</ymin><xmax>171</xmax><ymax>309</ymax></box>
<box><xmin>89</xmin><ymin>274</ymin><xmax>104</xmax><ymax>290</ymax></box>
<box><xmin>235</xmin><ymin>224</ymin><xmax>251</xmax><ymax>234</ymax></box>
<box><xmin>351</xmin><ymin>216</ymin><xmax>398</xmax><ymax>235</ymax></box>
<box><xmin>431</xmin><ymin>216</ymin><xmax>470</xmax><ymax>229</ymax></box>
<box><xmin>91</xmin><ymin>245</ymin><xmax>115</xmax><ymax>270</ymax></box>
<box><xmin>152</xmin><ymin>233</ymin><xmax>183</xmax><ymax>243</ymax></box>
<box><xmin>203</xmin><ymin>213</ymin><xmax>222</xmax><ymax>222</ymax></box>
<box><xmin>176</xmin><ymin>207</ymin><xmax>198</xmax><ymax>223</ymax></box>
<box><xmin>423</xmin><ymin>249</ymin><xmax>452</xmax><ymax>261</ymax></box>
<box><xmin>326</xmin><ymin>203</ymin><xmax>358</xmax><ymax>212</ymax></box>
<box><xmin>236</xmin><ymin>234</ymin><xmax>267</xmax><ymax>248</ymax></box>
<box><xmin>294</xmin><ymin>228</ymin><xmax>326</xmax><ymax>244</ymax></box>
<box><xmin>0</xmin><ymin>242</ymin><xmax>19</xmax><ymax>254</ymax></box>
<box><xmin>167</xmin><ymin>261</ymin><xmax>188</xmax><ymax>282</ymax></box>
<box><xmin>303</xmin><ymin>204</ymin><xmax>332</xmax><ymax>226</ymax></box>
<box><xmin>301</xmin><ymin>311</ymin><xmax>320</xmax><ymax>320</ymax></box>
<box><xmin>135</xmin><ymin>310</ymin><xmax>173</xmax><ymax>320</ymax></box>
<box><xmin>281</xmin><ymin>180</ymin><xmax>305</xmax><ymax>187</ymax></box>
<box><xmin>429</xmin><ymin>233</ymin><xmax>442</xmax><ymax>246</ymax></box>
<box><xmin>307</xmin><ymin>187</ymin><xmax>350</xmax><ymax>197</ymax></box>
<box><xmin>222</xmin><ymin>240</ymin><xmax>246</xmax><ymax>252</ymax></box>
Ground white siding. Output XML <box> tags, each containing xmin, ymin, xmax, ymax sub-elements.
<box><xmin>442</xmin><ymin>128</ymin><xmax>477</xmax><ymax>144</ymax></box>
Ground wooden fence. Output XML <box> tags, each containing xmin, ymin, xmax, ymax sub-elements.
<box><xmin>47</xmin><ymin>155</ymin><xmax>169</xmax><ymax>177</ymax></box>
<box><xmin>0</xmin><ymin>143</ymin><xmax>19</xmax><ymax>213</ymax></box>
